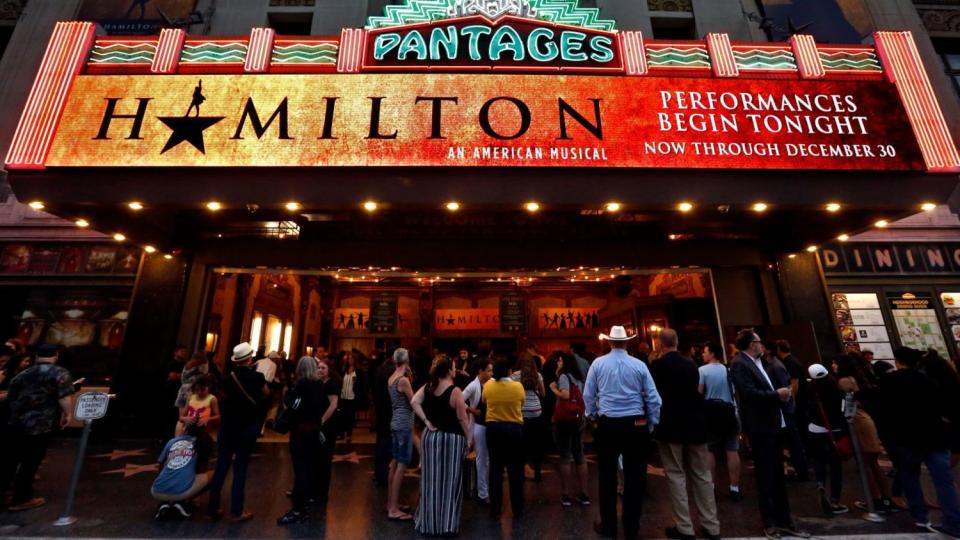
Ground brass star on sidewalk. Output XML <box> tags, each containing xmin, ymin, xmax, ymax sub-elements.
<box><xmin>332</xmin><ymin>451</ymin><xmax>371</xmax><ymax>464</ymax></box>
<box><xmin>157</xmin><ymin>115</ymin><xmax>224</xmax><ymax>154</ymax></box>
<box><xmin>102</xmin><ymin>463</ymin><xmax>159</xmax><ymax>478</ymax></box>
<box><xmin>90</xmin><ymin>448</ymin><xmax>150</xmax><ymax>461</ymax></box>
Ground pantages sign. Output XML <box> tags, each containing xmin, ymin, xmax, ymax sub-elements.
<box><xmin>5</xmin><ymin>0</ymin><xmax>959</xmax><ymax>172</ymax></box>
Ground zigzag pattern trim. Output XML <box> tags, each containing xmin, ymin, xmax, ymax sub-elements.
<box><xmin>90</xmin><ymin>42</ymin><xmax>156</xmax><ymax>64</ymax></box>
<box><xmin>366</xmin><ymin>0</ymin><xmax>614</xmax><ymax>31</ymax></box>
<box><xmin>733</xmin><ymin>49</ymin><xmax>796</xmax><ymax>70</ymax></box>
<box><xmin>819</xmin><ymin>50</ymin><xmax>880</xmax><ymax>70</ymax></box>
<box><xmin>272</xmin><ymin>43</ymin><xmax>339</xmax><ymax>64</ymax></box>
<box><xmin>181</xmin><ymin>42</ymin><xmax>247</xmax><ymax>63</ymax></box>
<box><xmin>647</xmin><ymin>46</ymin><xmax>709</xmax><ymax>68</ymax></box>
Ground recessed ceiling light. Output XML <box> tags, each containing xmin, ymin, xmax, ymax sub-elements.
<box><xmin>205</xmin><ymin>201</ymin><xmax>222</xmax><ymax>211</ymax></box>
<box><xmin>668</xmin><ymin>234</ymin><xmax>679</xmax><ymax>240</ymax></box>
<box><xmin>75</xmin><ymin>219</ymin><xmax>90</xmax><ymax>228</ymax></box>
<box><xmin>921</xmin><ymin>202</ymin><xmax>936</xmax><ymax>212</ymax></box>
<box><xmin>285</xmin><ymin>202</ymin><xmax>301</xmax><ymax>211</ymax></box>
<box><xmin>524</xmin><ymin>201</ymin><xmax>540</xmax><ymax>213</ymax></box>
<box><xmin>128</xmin><ymin>201</ymin><xmax>144</xmax><ymax>211</ymax></box>
<box><xmin>362</xmin><ymin>200</ymin><xmax>378</xmax><ymax>212</ymax></box>
<box><xmin>825</xmin><ymin>202</ymin><xmax>841</xmax><ymax>212</ymax></box>
<box><xmin>113</xmin><ymin>233</ymin><xmax>126</xmax><ymax>242</ymax></box>
<box><xmin>163</xmin><ymin>254</ymin><xmax>173</xmax><ymax>260</ymax></box>
<box><xmin>787</xmin><ymin>254</ymin><xmax>797</xmax><ymax>259</ymax></box>
<box><xmin>806</xmin><ymin>245</ymin><xmax>818</xmax><ymax>252</ymax></box>
<box><xmin>875</xmin><ymin>219</ymin><xmax>889</xmax><ymax>228</ymax></box>
<box><xmin>677</xmin><ymin>202</ymin><xmax>693</xmax><ymax>213</ymax></box>
<box><xmin>837</xmin><ymin>234</ymin><xmax>849</xmax><ymax>242</ymax></box>
<box><xmin>144</xmin><ymin>245</ymin><xmax>157</xmax><ymax>253</ymax></box>
<box><xmin>28</xmin><ymin>201</ymin><xmax>44</xmax><ymax>210</ymax></box>
<box><xmin>752</xmin><ymin>202</ymin><xmax>768</xmax><ymax>213</ymax></box>
<box><xmin>446</xmin><ymin>201</ymin><xmax>461</xmax><ymax>212</ymax></box>
<box><xmin>605</xmin><ymin>202</ymin><xmax>622</xmax><ymax>212</ymax></box>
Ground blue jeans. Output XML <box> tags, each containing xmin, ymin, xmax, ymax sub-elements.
<box><xmin>207</xmin><ymin>422</ymin><xmax>260</xmax><ymax>517</ymax></box>
<box><xmin>892</xmin><ymin>445</ymin><xmax>960</xmax><ymax>532</ymax></box>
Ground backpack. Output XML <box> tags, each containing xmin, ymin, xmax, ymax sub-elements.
<box><xmin>553</xmin><ymin>374</ymin><xmax>586</xmax><ymax>423</ymax></box>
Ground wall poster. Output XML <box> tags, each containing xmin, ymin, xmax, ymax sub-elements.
<box><xmin>887</xmin><ymin>292</ymin><xmax>949</xmax><ymax>357</ymax></box>
<box><xmin>831</xmin><ymin>292</ymin><xmax>893</xmax><ymax>359</ymax></box>
<box><xmin>940</xmin><ymin>292</ymin><xmax>960</xmax><ymax>351</ymax></box>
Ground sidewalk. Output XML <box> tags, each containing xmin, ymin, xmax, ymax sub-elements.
<box><xmin>0</xmin><ymin>435</ymin><xmax>944</xmax><ymax>539</ymax></box>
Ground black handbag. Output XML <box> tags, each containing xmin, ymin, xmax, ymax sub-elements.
<box><xmin>273</xmin><ymin>389</ymin><xmax>301</xmax><ymax>435</ymax></box>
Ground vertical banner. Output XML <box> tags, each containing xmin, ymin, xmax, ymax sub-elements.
<box><xmin>368</xmin><ymin>292</ymin><xmax>398</xmax><ymax>333</ymax></box>
<box><xmin>499</xmin><ymin>292</ymin><xmax>526</xmax><ymax>333</ymax></box>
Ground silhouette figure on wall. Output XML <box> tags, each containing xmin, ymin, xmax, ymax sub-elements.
<box><xmin>186</xmin><ymin>80</ymin><xmax>205</xmax><ymax>117</ymax></box>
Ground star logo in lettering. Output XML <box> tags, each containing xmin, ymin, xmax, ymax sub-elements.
<box><xmin>157</xmin><ymin>115</ymin><xmax>224</xmax><ymax>154</ymax></box>
<box><xmin>90</xmin><ymin>448</ymin><xmax>150</xmax><ymax>461</ymax></box>
<box><xmin>332</xmin><ymin>451</ymin><xmax>371</xmax><ymax>465</ymax></box>
<box><xmin>102</xmin><ymin>463</ymin><xmax>159</xmax><ymax>478</ymax></box>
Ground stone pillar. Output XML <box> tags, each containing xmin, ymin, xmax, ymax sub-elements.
<box><xmin>692</xmin><ymin>0</ymin><xmax>754</xmax><ymax>40</ymax></box>
<box><xmin>596</xmin><ymin>0</ymin><xmax>653</xmax><ymax>34</ymax></box>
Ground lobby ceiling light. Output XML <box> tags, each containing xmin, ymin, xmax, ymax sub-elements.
<box><xmin>787</xmin><ymin>254</ymin><xmax>797</xmax><ymax>259</ymax></box>
<box><xmin>163</xmin><ymin>254</ymin><xmax>173</xmax><ymax>260</ymax></box>
<box><xmin>113</xmin><ymin>233</ymin><xmax>126</xmax><ymax>242</ymax></box>
<box><xmin>206</xmin><ymin>201</ymin><xmax>222</xmax><ymax>211</ymax></box>
<box><xmin>837</xmin><ymin>234</ymin><xmax>849</xmax><ymax>242</ymax></box>
<box><xmin>524</xmin><ymin>201</ymin><xmax>540</xmax><ymax>213</ymax></box>
<box><xmin>921</xmin><ymin>202</ymin><xmax>937</xmax><ymax>212</ymax></box>
<box><xmin>806</xmin><ymin>245</ymin><xmax>818</xmax><ymax>252</ymax></box>
<box><xmin>362</xmin><ymin>200</ymin><xmax>378</xmax><ymax>212</ymax></box>
<box><xmin>668</xmin><ymin>234</ymin><xmax>679</xmax><ymax>240</ymax></box>
<box><xmin>144</xmin><ymin>245</ymin><xmax>157</xmax><ymax>254</ymax></box>
<box><xmin>825</xmin><ymin>202</ymin><xmax>841</xmax><ymax>213</ymax></box>
<box><xmin>75</xmin><ymin>218</ymin><xmax>90</xmax><ymax>228</ymax></box>
<box><xmin>677</xmin><ymin>202</ymin><xmax>693</xmax><ymax>213</ymax></box>
<box><xmin>285</xmin><ymin>201</ymin><xmax>301</xmax><ymax>211</ymax></box>
<box><xmin>604</xmin><ymin>202</ymin><xmax>622</xmax><ymax>213</ymax></box>
<box><xmin>445</xmin><ymin>201</ymin><xmax>461</xmax><ymax>212</ymax></box>
<box><xmin>874</xmin><ymin>219</ymin><xmax>889</xmax><ymax>228</ymax></box>
<box><xmin>128</xmin><ymin>201</ymin><xmax>144</xmax><ymax>211</ymax></box>
<box><xmin>751</xmin><ymin>202</ymin><xmax>768</xmax><ymax>213</ymax></box>
<box><xmin>28</xmin><ymin>201</ymin><xmax>44</xmax><ymax>210</ymax></box>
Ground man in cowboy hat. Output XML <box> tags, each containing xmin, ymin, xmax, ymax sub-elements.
<box><xmin>584</xmin><ymin>326</ymin><xmax>662</xmax><ymax>539</ymax></box>
<box><xmin>206</xmin><ymin>342</ymin><xmax>268</xmax><ymax>522</ymax></box>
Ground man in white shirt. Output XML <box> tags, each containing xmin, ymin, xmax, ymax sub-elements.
<box><xmin>255</xmin><ymin>352</ymin><xmax>279</xmax><ymax>383</ymax></box>
<box><xmin>463</xmin><ymin>357</ymin><xmax>494</xmax><ymax>502</ymax></box>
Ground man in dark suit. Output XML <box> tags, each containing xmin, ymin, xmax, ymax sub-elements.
<box><xmin>730</xmin><ymin>329</ymin><xmax>809</xmax><ymax>540</ymax></box>
<box><xmin>651</xmin><ymin>329</ymin><xmax>720</xmax><ymax>540</ymax></box>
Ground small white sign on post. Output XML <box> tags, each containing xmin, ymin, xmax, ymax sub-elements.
<box><xmin>74</xmin><ymin>392</ymin><xmax>110</xmax><ymax>421</ymax></box>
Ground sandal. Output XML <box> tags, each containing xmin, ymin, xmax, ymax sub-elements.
<box><xmin>387</xmin><ymin>512</ymin><xmax>413</xmax><ymax>521</ymax></box>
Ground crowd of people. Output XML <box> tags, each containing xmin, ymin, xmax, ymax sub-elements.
<box><xmin>4</xmin><ymin>326</ymin><xmax>960</xmax><ymax>540</ymax></box>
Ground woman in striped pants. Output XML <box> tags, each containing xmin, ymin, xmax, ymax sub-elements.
<box><xmin>412</xmin><ymin>359</ymin><xmax>474</xmax><ymax>536</ymax></box>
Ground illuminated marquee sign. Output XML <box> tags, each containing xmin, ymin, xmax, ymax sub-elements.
<box><xmin>4</xmin><ymin>0</ymin><xmax>959</xmax><ymax>172</ymax></box>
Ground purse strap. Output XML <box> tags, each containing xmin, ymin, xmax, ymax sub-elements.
<box><xmin>231</xmin><ymin>371</ymin><xmax>258</xmax><ymax>407</ymax></box>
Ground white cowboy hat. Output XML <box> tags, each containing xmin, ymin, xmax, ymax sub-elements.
<box><xmin>599</xmin><ymin>325</ymin><xmax>637</xmax><ymax>342</ymax></box>
<box><xmin>231</xmin><ymin>342</ymin><xmax>255</xmax><ymax>362</ymax></box>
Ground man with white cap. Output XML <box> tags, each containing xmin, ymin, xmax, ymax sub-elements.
<box><xmin>206</xmin><ymin>342</ymin><xmax>268</xmax><ymax>522</ymax></box>
<box><xmin>584</xmin><ymin>326</ymin><xmax>662</xmax><ymax>539</ymax></box>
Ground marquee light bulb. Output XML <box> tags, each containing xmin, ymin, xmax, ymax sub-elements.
<box><xmin>524</xmin><ymin>201</ymin><xmax>540</xmax><ymax>213</ymax></box>
<box><xmin>445</xmin><ymin>201</ymin><xmax>461</xmax><ymax>212</ymax></box>
<box><xmin>604</xmin><ymin>202</ymin><xmax>622</xmax><ymax>212</ymax></box>
<box><xmin>285</xmin><ymin>201</ymin><xmax>301</xmax><ymax>211</ymax></box>
<box><xmin>113</xmin><ymin>233</ymin><xmax>126</xmax><ymax>242</ymax></box>
<box><xmin>28</xmin><ymin>201</ymin><xmax>44</xmax><ymax>210</ymax></box>
<box><xmin>164</xmin><ymin>254</ymin><xmax>173</xmax><ymax>260</ymax></box>
<box><xmin>75</xmin><ymin>218</ymin><xmax>89</xmax><ymax>228</ymax></box>
<box><xmin>144</xmin><ymin>245</ymin><xmax>157</xmax><ymax>254</ymax></box>
<box><xmin>363</xmin><ymin>200</ymin><xmax>378</xmax><ymax>212</ymax></box>
<box><xmin>875</xmin><ymin>219</ymin><xmax>889</xmax><ymax>228</ymax></box>
<box><xmin>837</xmin><ymin>234</ymin><xmax>849</xmax><ymax>242</ymax></box>
<box><xmin>806</xmin><ymin>245</ymin><xmax>818</xmax><ymax>252</ymax></box>
<box><xmin>787</xmin><ymin>254</ymin><xmax>797</xmax><ymax>259</ymax></box>
<box><xmin>677</xmin><ymin>202</ymin><xmax>693</xmax><ymax>213</ymax></box>
<box><xmin>825</xmin><ymin>202</ymin><xmax>841</xmax><ymax>213</ymax></box>
<box><xmin>752</xmin><ymin>202</ymin><xmax>768</xmax><ymax>213</ymax></box>
<box><xmin>921</xmin><ymin>202</ymin><xmax>936</xmax><ymax>212</ymax></box>
<box><xmin>206</xmin><ymin>201</ymin><xmax>222</xmax><ymax>211</ymax></box>
<box><xmin>128</xmin><ymin>201</ymin><xmax>144</xmax><ymax>211</ymax></box>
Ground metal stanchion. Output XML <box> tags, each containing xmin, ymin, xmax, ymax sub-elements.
<box><xmin>844</xmin><ymin>392</ymin><xmax>885</xmax><ymax>523</ymax></box>
<box><xmin>53</xmin><ymin>392</ymin><xmax>112</xmax><ymax>527</ymax></box>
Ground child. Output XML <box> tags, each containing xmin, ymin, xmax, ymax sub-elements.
<box><xmin>177</xmin><ymin>375</ymin><xmax>219</xmax><ymax>467</ymax></box>
<box><xmin>152</xmin><ymin>423</ymin><xmax>212</xmax><ymax>520</ymax></box>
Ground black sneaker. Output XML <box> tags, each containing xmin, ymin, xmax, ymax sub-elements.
<box><xmin>763</xmin><ymin>527</ymin><xmax>781</xmax><ymax>539</ymax></box>
<box><xmin>560</xmin><ymin>495</ymin><xmax>573</xmax><ymax>507</ymax></box>
<box><xmin>664</xmin><ymin>526</ymin><xmax>695</xmax><ymax>540</ymax></box>
<box><xmin>277</xmin><ymin>510</ymin><xmax>307</xmax><ymax>525</ymax></box>
<box><xmin>915</xmin><ymin>521</ymin><xmax>934</xmax><ymax>533</ymax></box>
<box><xmin>828</xmin><ymin>503</ymin><xmax>849</xmax><ymax>515</ymax></box>
<box><xmin>728</xmin><ymin>488</ymin><xmax>743</xmax><ymax>502</ymax></box>
<box><xmin>154</xmin><ymin>503</ymin><xmax>170</xmax><ymax>521</ymax></box>
<box><xmin>172</xmin><ymin>502</ymin><xmax>192</xmax><ymax>518</ymax></box>
<box><xmin>776</xmin><ymin>525</ymin><xmax>811</xmax><ymax>538</ymax></box>
<box><xmin>574</xmin><ymin>493</ymin><xmax>591</xmax><ymax>506</ymax></box>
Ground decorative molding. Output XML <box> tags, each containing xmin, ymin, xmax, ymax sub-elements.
<box><xmin>917</xmin><ymin>6</ymin><xmax>960</xmax><ymax>36</ymax></box>
<box><xmin>647</xmin><ymin>0</ymin><xmax>692</xmax><ymax>13</ymax></box>
<box><xmin>0</xmin><ymin>0</ymin><xmax>26</xmax><ymax>22</ymax></box>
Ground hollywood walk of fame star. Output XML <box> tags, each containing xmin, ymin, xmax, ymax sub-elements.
<box><xmin>102</xmin><ymin>463</ymin><xmax>159</xmax><ymax>478</ymax></box>
<box><xmin>157</xmin><ymin>115</ymin><xmax>224</xmax><ymax>154</ymax></box>
<box><xmin>332</xmin><ymin>451</ymin><xmax>371</xmax><ymax>465</ymax></box>
<box><xmin>90</xmin><ymin>448</ymin><xmax>150</xmax><ymax>461</ymax></box>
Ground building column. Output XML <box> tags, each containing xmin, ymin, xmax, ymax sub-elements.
<box><xmin>692</xmin><ymin>0</ymin><xmax>754</xmax><ymax>41</ymax></box>
<box><xmin>596</xmin><ymin>0</ymin><xmax>653</xmax><ymax>34</ymax></box>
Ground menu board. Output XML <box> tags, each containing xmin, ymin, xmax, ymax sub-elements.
<box><xmin>369</xmin><ymin>292</ymin><xmax>398</xmax><ymax>334</ymax></box>
<box><xmin>887</xmin><ymin>292</ymin><xmax>950</xmax><ymax>357</ymax></box>
<box><xmin>499</xmin><ymin>293</ymin><xmax>526</xmax><ymax>333</ymax></box>
<box><xmin>941</xmin><ymin>292</ymin><xmax>960</xmax><ymax>350</ymax></box>
<box><xmin>832</xmin><ymin>292</ymin><xmax>893</xmax><ymax>360</ymax></box>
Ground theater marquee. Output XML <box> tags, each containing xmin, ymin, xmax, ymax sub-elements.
<box><xmin>5</xmin><ymin>0</ymin><xmax>959</xmax><ymax>172</ymax></box>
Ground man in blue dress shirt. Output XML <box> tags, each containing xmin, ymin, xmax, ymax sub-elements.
<box><xmin>584</xmin><ymin>326</ymin><xmax>662</xmax><ymax>539</ymax></box>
